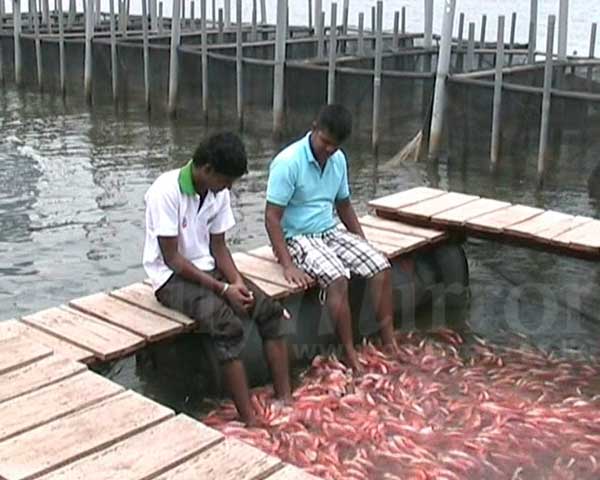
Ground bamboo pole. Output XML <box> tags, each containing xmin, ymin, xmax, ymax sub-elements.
<box><xmin>150</xmin><ymin>0</ymin><xmax>157</xmax><ymax>31</ymax></box>
<box><xmin>84</xmin><ymin>0</ymin><xmax>93</xmax><ymax>103</ymax></box>
<box><xmin>251</xmin><ymin>0</ymin><xmax>257</xmax><ymax>40</ymax></box>
<box><xmin>0</xmin><ymin>1</ymin><xmax>4</xmax><ymax>84</ymax></box>
<box><xmin>218</xmin><ymin>8</ymin><xmax>223</xmax><ymax>42</ymax></box>
<box><xmin>317</xmin><ymin>9</ymin><xmax>324</xmax><ymax>59</ymax></box>
<box><xmin>401</xmin><ymin>6</ymin><xmax>406</xmax><ymax>34</ymax></box>
<box><xmin>224</xmin><ymin>0</ymin><xmax>230</xmax><ymax>29</ymax></box>
<box><xmin>557</xmin><ymin>0</ymin><xmax>568</xmax><ymax>61</ymax></box>
<box><xmin>327</xmin><ymin>2</ymin><xmax>337</xmax><ymax>104</ymax></box>
<box><xmin>190</xmin><ymin>1</ymin><xmax>195</xmax><ymax>28</ymax></box>
<box><xmin>32</xmin><ymin>0</ymin><xmax>43</xmax><ymax>91</ymax></box>
<box><xmin>0</xmin><ymin>0</ymin><xmax>4</xmax><ymax>33</ymax></box>
<box><xmin>528</xmin><ymin>0</ymin><xmax>537</xmax><ymax>63</ymax></box>
<box><xmin>14</xmin><ymin>0</ymin><xmax>22</xmax><ymax>86</ymax></box>
<box><xmin>424</xmin><ymin>0</ymin><xmax>433</xmax><ymax>48</ymax></box>
<box><xmin>357</xmin><ymin>11</ymin><xmax>364</xmax><ymax>56</ymax></box>
<box><xmin>42</xmin><ymin>0</ymin><xmax>49</xmax><ymax>28</ymax></box>
<box><xmin>508</xmin><ymin>12</ymin><xmax>516</xmax><ymax>66</ymax></box>
<box><xmin>428</xmin><ymin>0</ymin><xmax>456</xmax><ymax>160</ymax></box>
<box><xmin>307</xmin><ymin>0</ymin><xmax>312</xmax><ymax>31</ymax></box>
<box><xmin>587</xmin><ymin>23</ymin><xmax>597</xmax><ymax>92</ymax></box>
<box><xmin>272</xmin><ymin>0</ymin><xmax>286</xmax><ymax>134</ymax></box>
<box><xmin>260</xmin><ymin>0</ymin><xmax>266</xmax><ymax>25</ymax></box>
<box><xmin>58</xmin><ymin>0</ymin><xmax>65</xmax><ymax>96</ymax></box>
<box><xmin>372</xmin><ymin>0</ymin><xmax>383</xmax><ymax>152</ymax></box>
<box><xmin>538</xmin><ymin>15</ymin><xmax>555</xmax><ymax>184</ymax></box>
<box><xmin>341</xmin><ymin>0</ymin><xmax>348</xmax><ymax>53</ymax></box>
<box><xmin>94</xmin><ymin>0</ymin><xmax>99</xmax><ymax>25</ymax></box>
<box><xmin>490</xmin><ymin>16</ymin><xmax>505</xmax><ymax>173</ymax></box>
<box><xmin>393</xmin><ymin>11</ymin><xmax>399</xmax><ymax>51</ymax></box>
<box><xmin>201</xmin><ymin>0</ymin><xmax>208</xmax><ymax>117</ymax></box>
<box><xmin>466</xmin><ymin>22</ymin><xmax>475</xmax><ymax>72</ymax></box>
<box><xmin>67</xmin><ymin>0</ymin><xmax>74</xmax><ymax>28</ymax></box>
<box><xmin>478</xmin><ymin>14</ymin><xmax>487</xmax><ymax>69</ymax></box>
<box><xmin>158</xmin><ymin>1</ymin><xmax>163</xmax><ymax>34</ymax></box>
<box><xmin>211</xmin><ymin>0</ymin><xmax>215</xmax><ymax>26</ymax></box>
<box><xmin>314</xmin><ymin>0</ymin><xmax>321</xmax><ymax>40</ymax></box>
<box><xmin>236</xmin><ymin>0</ymin><xmax>243</xmax><ymax>127</ymax></box>
<box><xmin>141</xmin><ymin>0</ymin><xmax>150</xmax><ymax>110</ymax></box>
<box><xmin>109</xmin><ymin>0</ymin><xmax>117</xmax><ymax>102</ymax></box>
<box><xmin>168</xmin><ymin>0</ymin><xmax>182</xmax><ymax>116</ymax></box>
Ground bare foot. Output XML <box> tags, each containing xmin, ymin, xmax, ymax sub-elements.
<box><xmin>342</xmin><ymin>348</ymin><xmax>364</xmax><ymax>374</ymax></box>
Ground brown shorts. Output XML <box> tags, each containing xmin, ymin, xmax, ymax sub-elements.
<box><xmin>155</xmin><ymin>271</ymin><xmax>285</xmax><ymax>362</ymax></box>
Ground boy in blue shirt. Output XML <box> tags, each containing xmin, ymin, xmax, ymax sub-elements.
<box><xmin>265</xmin><ymin>105</ymin><xmax>395</xmax><ymax>372</ymax></box>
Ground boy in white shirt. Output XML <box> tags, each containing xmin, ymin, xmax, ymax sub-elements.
<box><xmin>143</xmin><ymin>132</ymin><xmax>291</xmax><ymax>426</ymax></box>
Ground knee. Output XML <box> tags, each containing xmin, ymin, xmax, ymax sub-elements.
<box><xmin>327</xmin><ymin>277</ymin><xmax>349</xmax><ymax>299</ymax></box>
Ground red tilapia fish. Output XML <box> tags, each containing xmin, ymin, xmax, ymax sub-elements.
<box><xmin>202</xmin><ymin>329</ymin><xmax>600</xmax><ymax>480</ymax></box>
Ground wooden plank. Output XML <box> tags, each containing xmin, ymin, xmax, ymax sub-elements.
<box><xmin>505</xmin><ymin>210</ymin><xmax>575</xmax><ymax>238</ymax></box>
<box><xmin>0</xmin><ymin>320</ymin><xmax>94</xmax><ymax>364</ymax></box>
<box><xmin>267</xmin><ymin>465</ymin><xmax>322</xmax><ymax>480</ymax></box>
<box><xmin>154</xmin><ymin>438</ymin><xmax>282</xmax><ymax>480</ymax></box>
<box><xmin>69</xmin><ymin>293</ymin><xmax>184</xmax><ymax>342</ymax></box>
<box><xmin>465</xmin><ymin>204</ymin><xmax>544</xmax><ymax>233</ymax></box>
<box><xmin>361</xmin><ymin>225</ymin><xmax>428</xmax><ymax>252</ymax></box>
<box><xmin>535</xmin><ymin>215</ymin><xmax>592</xmax><ymax>242</ymax></box>
<box><xmin>359</xmin><ymin>214</ymin><xmax>446</xmax><ymax>240</ymax></box>
<box><xmin>431</xmin><ymin>197</ymin><xmax>511</xmax><ymax>226</ymax></box>
<box><xmin>0</xmin><ymin>371</ymin><xmax>123</xmax><ymax>442</ymax></box>
<box><xmin>553</xmin><ymin>218</ymin><xmax>600</xmax><ymax>249</ymax></box>
<box><xmin>232</xmin><ymin>252</ymin><xmax>313</xmax><ymax>292</ymax></box>
<box><xmin>110</xmin><ymin>282</ymin><xmax>195</xmax><ymax>328</ymax></box>
<box><xmin>0</xmin><ymin>336</ymin><xmax>53</xmax><ymax>375</ymax></box>
<box><xmin>243</xmin><ymin>276</ymin><xmax>292</xmax><ymax>299</ymax></box>
<box><xmin>397</xmin><ymin>191</ymin><xmax>480</xmax><ymax>219</ymax></box>
<box><xmin>368</xmin><ymin>186</ymin><xmax>446</xmax><ymax>212</ymax></box>
<box><xmin>22</xmin><ymin>307</ymin><xmax>145</xmax><ymax>362</ymax></box>
<box><xmin>0</xmin><ymin>354</ymin><xmax>87</xmax><ymax>404</ymax></box>
<box><xmin>0</xmin><ymin>391</ymin><xmax>174</xmax><ymax>480</ymax></box>
<box><xmin>37</xmin><ymin>415</ymin><xmax>223</xmax><ymax>480</ymax></box>
<box><xmin>247</xmin><ymin>245</ymin><xmax>278</xmax><ymax>262</ymax></box>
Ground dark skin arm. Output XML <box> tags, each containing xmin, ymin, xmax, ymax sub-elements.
<box><xmin>158</xmin><ymin>235</ymin><xmax>253</xmax><ymax>313</ymax></box>
<box><xmin>335</xmin><ymin>197</ymin><xmax>365</xmax><ymax>237</ymax></box>
<box><xmin>265</xmin><ymin>202</ymin><xmax>313</xmax><ymax>289</ymax></box>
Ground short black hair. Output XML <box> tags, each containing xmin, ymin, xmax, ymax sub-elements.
<box><xmin>192</xmin><ymin>132</ymin><xmax>248</xmax><ymax>178</ymax></box>
<box><xmin>315</xmin><ymin>104</ymin><xmax>353</xmax><ymax>143</ymax></box>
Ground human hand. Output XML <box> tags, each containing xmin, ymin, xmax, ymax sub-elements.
<box><xmin>283</xmin><ymin>265</ymin><xmax>313</xmax><ymax>289</ymax></box>
<box><xmin>224</xmin><ymin>282</ymin><xmax>254</xmax><ymax>312</ymax></box>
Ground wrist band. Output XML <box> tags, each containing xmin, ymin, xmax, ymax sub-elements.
<box><xmin>221</xmin><ymin>283</ymin><xmax>230</xmax><ymax>296</ymax></box>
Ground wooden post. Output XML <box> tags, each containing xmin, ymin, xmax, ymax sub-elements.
<box><xmin>190</xmin><ymin>1</ymin><xmax>195</xmax><ymax>28</ymax></box>
<box><xmin>393</xmin><ymin>11</ymin><xmax>399</xmax><ymax>51</ymax></box>
<box><xmin>314</xmin><ymin>0</ymin><xmax>321</xmax><ymax>39</ymax></box>
<box><xmin>14</xmin><ymin>0</ymin><xmax>22</xmax><ymax>86</ymax></box>
<box><xmin>428</xmin><ymin>0</ymin><xmax>456</xmax><ymax>160</ymax></box>
<box><xmin>466</xmin><ymin>21</ymin><xmax>475</xmax><ymax>72</ymax></box>
<box><xmin>142</xmin><ymin>0</ymin><xmax>150</xmax><ymax>110</ymax></box>
<box><xmin>251</xmin><ymin>0</ymin><xmax>257</xmax><ymax>40</ymax></box>
<box><xmin>58</xmin><ymin>0</ymin><xmax>65</xmax><ymax>95</ymax></box>
<box><xmin>0</xmin><ymin>1</ymin><xmax>4</xmax><ymax>84</ymax></box>
<box><xmin>357</xmin><ymin>11</ymin><xmax>364</xmax><ymax>56</ymax></box>
<box><xmin>327</xmin><ymin>2</ymin><xmax>337</xmax><ymax>104</ymax></box>
<box><xmin>158</xmin><ymin>1</ymin><xmax>163</xmax><ymax>34</ymax></box>
<box><xmin>42</xmin><ymin>0</ymin><xmax>49</xmax><ymax>28</ymax></box>
<box><xmin>317</xmin><ymin>10</ymin><xmax>324</xmax><ymax>59</ymax></box>
<box><xmin>32</xmin><ymin>0</ymin><xmax>43</xmax><ymax>91</ymax></box>
<box><xmin>424</xmin><ymin>0</ymin><xmax>433</xmax><ymax>48</ymax></box>
<box><xmin>477</xmin><ymin>14</ymin><xmax>487</xmax><ymax>69</ymax></box>
<box><xmin>94</xmin><ymin>0</ymin><xmax>99</xmax><ymax>25</ymax></box>
<box><xmin>224</xmin><ymin>0</ymin><xmax>230</xmax><ymax>29</ymax></box>
<box><xmin>218</xmin><ymin>8</ymin><xmax>223</xmax><ymax>42</ymax></box>
<box><xmin>490</xmin><ymin>15</ymin><xmax>505</xmax><ymax>173</ymax></box>
<box><xmin>528</xmin><ymin>0</ymin><xmax>537</xmax><ymax>63</ymax></box>
<box><xmin>124</xmin><ymin>0</ymin><xmax>130</xmax><ymax>35</ymax></box>
<box><xmin>260</xmin><ymin>0</ymin><xmax>266</xmax><ymax>25</ymax></box>
<box><xmin>587</xmin><ymin>23</ymin><xmax>597</xmax><ymax>91</ymax></box>
<box><xmin>273</xmin><ymin>0</ymin><xmax>286</xmax><ymax>134</ymax></box>
<box><xmin>181</xmin><ymin>0</ymin><xmax>186</xmax><ymax>29</ymax></box>
<box><xmin>341</xmin><ymin>0</ymin><xmax>348</xmax><ymax>53</ymax></box>
<box><xmin>401</xmin><ymin>6</ymin><xmax>406</xmax><ymax>34</ymax></box>
<box><xmin>84</xmin><ymin>0</ymin><xmax>93</xmax><ymax>103</ymax></box>
<box><xmin>236</xmin><ymin>0</ymin><xmax>243</xmax><ymax>127</ymax></box>
<box><xmin>457</xmin><ymin>12</ymin><xmax>464</xmax><ymax>47</ymax></box>
<box><xmin>109</xmin><ymin>0</ymin><xmax>117</xmax><ymax>102</ymax></box>
<box><xmin>538</xmin><ymin>15</ymin><xmax>555</xmax><ymax>184</ymax></box>
<box><xmin>557</xmin><ymin>0</ymin><xmax>568</xmax><ymax>61</ymax></box>
<box><xmin>307</xmin><ymin>0</ymin><xmax>311</xmax><ymax>31</ymax></box>
<box><xmin>201</xmin><ymin>0</ymin><xmax>208</xmax><ymax>117</ymax></box>
<box><xmin>67</xmin><ymin>0</ymin><xmax>74</xmax><ymax>29</ymax></box>
<box><xmin>0</xmin><ymin>0</ymin><xmax>5</xmax><ymax>33</ymax></box>
<box><xmin>150</xmin><ymin>0</ymin><xmax>157</xmax><ymax>31</ymax></box>
<box><xmin>372</xmin><ymin>0</ymin><xmax>383</xmax><ymax>152</ymax></box>
<box><xmin>168</xmin><ymin>0</ymin><xmax>181</xmax><ymax>116</ymax></box>
<box><xmin>508</xmin><ymin>12</ymin><xmax>516</xmax><ymax>66</ymax></box>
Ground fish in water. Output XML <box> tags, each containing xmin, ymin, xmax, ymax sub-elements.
<box><xmin>203</xmin><ymin>328</ymin><xmax>600</xmax><ymax>480</ymax></box>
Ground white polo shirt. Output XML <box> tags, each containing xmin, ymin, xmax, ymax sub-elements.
<box><xmin>143</xmin><ymin>164</ymin><xmax>235</xmax><ymax>291</ymax></box>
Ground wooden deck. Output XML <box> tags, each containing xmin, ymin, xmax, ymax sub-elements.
<box><xmin>369</xmin><ymin>186</ymin><xmax>600</xmax><ymax>259</ymax></box>
<box><xmin>0</xmin><ymin>334</ymin><xmax>320</xmax><ymax>480</ymax></box>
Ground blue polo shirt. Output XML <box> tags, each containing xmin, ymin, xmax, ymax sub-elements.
<box><xmin>266</xmin><ymin>131</ymin><xmax>350</xmax><ymax>239</ymax></box>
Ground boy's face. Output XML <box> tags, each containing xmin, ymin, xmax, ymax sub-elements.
<box><xmin>195</xmin><ymin>165</ymin><xmax>237</xmax><ymax>193</ymax></box>
<box><xmin>311</xmin><ymin>127</ymin><xmax>341</xmax><ymax>161</ymax></box>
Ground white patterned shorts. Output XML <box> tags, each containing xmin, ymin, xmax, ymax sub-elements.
<box><xmin>286</xmin><ymin>228</ymin><xmax>391</xmax><ymax>289</ymax></box>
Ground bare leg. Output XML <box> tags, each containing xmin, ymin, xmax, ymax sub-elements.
<box><xmin>221</xmin><ymin>359</ymin><xmax>257</xmax><ymax>425</ymax></box>
<box><xmin>326</xmin><ymin>277</ymin><xmax>362</xmax><ymax>372</ymax></box>
<box><xmin>368</xmin><ymin>268</ymin><xmax>396</xmax><ymax>349</ymax></box>
<box><xmin>263</xmin><ymin>337</ymin><xmax>292</xmax><ymax>402</ymax></box>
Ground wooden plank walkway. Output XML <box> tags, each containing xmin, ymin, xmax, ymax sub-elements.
<box><xmin>0</xmin><ymin>337</ymin><xmax>319</xmax><ymax>480</ymax></box>
<box><xmin>369</xmin><ymin>186</ymin><xmax>600</xmax><ymax>259</ymax></box>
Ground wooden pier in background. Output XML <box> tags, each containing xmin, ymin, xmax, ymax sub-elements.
<box><xmin>370</xmin><ymin>186</ymin><xmax>600</xmax><ymax>260</ymax></box>
<box><xmin>0</xmin><ymin>213</ymin><xmax>447</xmax><ymax>479</ymax></box>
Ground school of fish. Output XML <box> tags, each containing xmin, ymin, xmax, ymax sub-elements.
<box><xmin>202</xmin><ymin>329</ymin><xmax>600</xmax><ymax>480</ymax></box>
